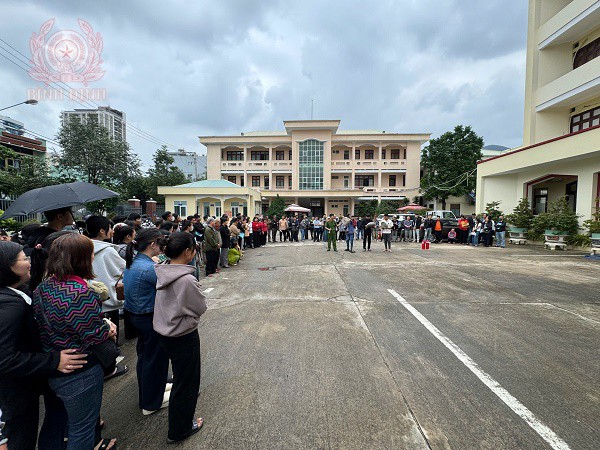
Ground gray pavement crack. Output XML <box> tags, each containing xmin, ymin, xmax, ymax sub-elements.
<box><xmin>332</xmin><ymin>263</ymin><xmax>434</xmax><ymax>450</ymax></box>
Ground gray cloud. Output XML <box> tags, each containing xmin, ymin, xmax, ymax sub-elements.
<box><xmin>0</xmin><ymin>1</ymin><xmax>528</xmax><ymax>166</ymax></box>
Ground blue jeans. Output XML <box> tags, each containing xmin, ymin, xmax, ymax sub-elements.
<box><xmin>496</xmin><ymin>231</ymin><xmax>506</xmax><ymax>247</ymax></box>
<box><xmin>345</xmin><ymin>233</ymin><xmax>354</xmax><ymax>250</ymax></box>
<box><xmin>49</xmin><ymin>364</ymin><xmax>104</xmax><ymax>450</ymax></box>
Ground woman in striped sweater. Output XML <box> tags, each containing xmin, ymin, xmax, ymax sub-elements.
<box><xmin>32</xmin><ymin>233</ymin><xmax>117</xmax><ymax>450</ymax></box>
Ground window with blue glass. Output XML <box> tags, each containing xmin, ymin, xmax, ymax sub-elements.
<box><xmin>299</xmin><ymin>139</ymin><xmax>324</xmax><ymax>190</ymax></box>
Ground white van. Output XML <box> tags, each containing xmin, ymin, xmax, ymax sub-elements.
<box><xmin>428</xmin><ymin>210</ymin><xmax>457</xmax><ymax>219</ymax></box>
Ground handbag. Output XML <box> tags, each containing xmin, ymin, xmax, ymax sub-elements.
<box><xmin>91</xmin><ymin>338</ymin><xmax>120</xmax><ymax>369</ymax></box>
<box><xmin>115</xmin><ymin>273</ymin><xmax>124</xmax><ymax>301</ymax></box>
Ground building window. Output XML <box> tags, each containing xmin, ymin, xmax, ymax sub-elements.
<box><xmin>240</xmin><ymin>176</ymin><xmax>244</xmax><ymax>187</ymax></box>
<box><xmin>228</xmin><ymin>176</ymin><xmax>237</xmax><ymax>184</ymax></box>
<box><xmin>365</xmin><ymin>149</ymin><xmax>374</xmax><ymax>159</ymax></box>
<box><xmin>343</xmin><ymin>150</ymin><xmax>350</xmax><ymax>160</ymax></box>
<box><xmin>382</xmin><ymin>149</ymin><xmax>386</xmax><ymax>159</ymax></box>
<box><xmin>264</xmin><ymin>176</ymin><xmax>269</xmax><ymax>189</ymax></box>
<box><xmin>402</xmin><ymin>174</ymin><xmax>406</xmax><ymax>186</ymax></box>
<box><xmin>355</xmin><ymin>149</ymin><xmax>360</xmax><ymax>159</ymax></box>
<box><xmin>276</xmin><ymin>150</ymin><xmax>285</xmax><ymax>160</ymax></box>
<box><xmin>343</xmin><ymin>176</ymin><xmax>349</xmax><ymax>188</ymax></box>
<box><xmin>174</xmin><ymin>201</ymin><xmax>187</xmax><ymax>218</ymax></box>
<box><xmin>574</xmin><ymin>36</ymin><xmax>600</xmax><ymax>70</ymax></box>
<box><xmin>289</xmin><ymin>150</ymin><xmax>293</xmax><ymax>160</ymax></box>
<box><xmin>533</xmin><ymin>188</ymin><xmax>548</xmax><ymax>215</ymax></box>
<box><xmin>276</xmin><ymin>176</ymin><xmax>285</xmax><ymax>188</ymax></box>
<box><xmin>355</xmin><ymin>175</ymin><xmax>374</xmax><ymax>187</ymax></box>
<box><xmin>226</xmin><ymin>151</ymin><xmax>244</xmax><ymax>161</ymax></box>
<box><xmin>215</xmin><ymin>202</ymin><xmax>221</xmax><ymax>217</ymax></box>
<box><xmin>299</xmin><ymin>139</ymin><xmax>324</xmax><ymax>190</ymax></box>
<box><xmin>288</xmin><ymin>175</ymin><xmax>292</xmax><ymax>188</ymax></box>
<box><xmin>389</xmin><ymin>175</ymin><xmax>396</xmax><ymax>187</ymax></box>
<box><xmin>391</xmin><ymin>149</ymin><xmax>400</xmax><ymax>159</ymax></box>
<box><xmin>231</xmin><ymin>202</ymin><xmax>240</xmax><ymax>216</ymax></box>
<box><xmin>252</xmin><ymin>176</ymin><xmax>260</xmax><ymax>187</ymax></box>
<box><xmin>570</xmin><ymin>106</ymin><xmax>600</xmax><ymax>133</ymax></box>
<box><xmin>251</xmin><ymin>150</ymin><xmax>269</xmax><ymax>160</ymax></box>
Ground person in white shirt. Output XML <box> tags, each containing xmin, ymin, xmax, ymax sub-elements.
<box><xmin>380</xmin><ymin>214</ymin><xmax>393</xmax><ymax>252</ymax></box>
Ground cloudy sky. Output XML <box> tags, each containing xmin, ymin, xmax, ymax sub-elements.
<box><xmin>0</xmin><ymin>1</ymin><xmax>528</xmax><ymax>167</ymax></box>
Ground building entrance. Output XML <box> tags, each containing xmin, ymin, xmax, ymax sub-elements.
<box><xmin>298</xmin><ymin>198</ymin><xmax>324</xmax><ymax>217</ymax></box>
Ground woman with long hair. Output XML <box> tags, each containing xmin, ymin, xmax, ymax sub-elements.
<box><xmin>32</xmin><ymin>233</ymin><xmax>118</xmax><ymax>449</ymax></box>
<box><xmin>123</xmin><ymin>228</ymin><xmax>171</xmax><ymax>416</ymax></box>
<box><xmin>113</xmin><ymin>224</ymin><xmax>136</xmax><ymax>259</ymax></box>
<box><xmin>0</xmin><ymin>240</ymin><xmax>85</xmax><ymax>450</ymax></box>
<box><xmin>29</xmin><ymin>230</ymin><xmax>73</xmax><ymax>292</ymax></box>
<box><xmin>153</xmin><ymin>232</ymin><xmax>207</xmax><ymax>444</ymax></box>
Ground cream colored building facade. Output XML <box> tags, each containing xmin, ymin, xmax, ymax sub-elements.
<box><xmin>158</xmin><ymin>180</ymin><xmax>263</xmax><ymax>218</ymax></box>
<box><xmin>202</xmin><ymin>120</ymin><xmax>430</xmax><ymax>217</ymax></box>
<box><xmin>477</xmin><ymin>0</ymin><xmax>600</xmax><ymax>222</ymax></box>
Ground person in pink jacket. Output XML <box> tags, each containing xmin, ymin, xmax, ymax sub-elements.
<box><xmin>153</xmin><ymin>233</ymin><xmax>207</xmax><ymax>444</ymax></box>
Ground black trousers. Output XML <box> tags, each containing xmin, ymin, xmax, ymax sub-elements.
<box><xmin>206</xmin><ymin>249</ymin><xmax>219</xmax><ymax>275</ymax></box>
<box><xmin>160</xmin><ymin>330</ymin><xmax>201</xmax><ymax>441</ymax></box>
<box><xmin>128</xmin><ymin>312</ymin><xmax>169</xmax><ymax>410</ymax></box>
<box><xmin>0</xmin><ymin>384</ymin><xmax>66</xmax><ymax>450</ymax></box>
<box><xmin>271</xmin><ymin>228</ymin><xmax>277</xmax><ymax>242</ymax></box>
<box><xmin>253</xmin><ymin>232</ymin><xmax>261</xmax><ymax>248</ymax></box>
<box><xmin>363</xmin><ymin>231</ymin><xmax>372</xmax><ymax>250</ymax></box>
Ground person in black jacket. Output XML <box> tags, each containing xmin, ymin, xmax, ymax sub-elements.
<box><xmin>0</xmin><ymin>241</ymin><xmax>87</xmax><ymax>449</ymax></box>
<box><xmin>219</xmin><ymin>217</ymin><xmax>231</xmax><ymax>268</ymax></box>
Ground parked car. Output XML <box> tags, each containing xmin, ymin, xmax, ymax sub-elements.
<box><xmin>430</xmin><ymin>210</ymin><xmax>457</xmax><ymax>220</ymax></box>
<box><xmin>428</xmin><ymin>217</ymin><xmax>459</xmax><ymax>242</ymax></box>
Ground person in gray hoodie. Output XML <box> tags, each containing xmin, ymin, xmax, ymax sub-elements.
<box><xmin>153</xmin><ymin>232</ymin><xmax>207</xmax><ymax>445</ymax></box>
<box><xmin>86</xmin><ymin>216</ymin><xmax>128</xmax><ymax>380</ymax></box>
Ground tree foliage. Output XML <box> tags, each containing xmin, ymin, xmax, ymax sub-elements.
<box><xmin>375</xmin><ymin>200</ymin><xmax>401</xmax><ymax>217</ymax></box>
<box><xmin>56</xmin><ymin>117</ymin><xmax>141</xmax><ymax>187</ymax></box>
<box><xmin>421</xmin><ymin>125</ymin><xmax>483</xmax><ymax>208</ymax></box>
<box><xmin>0</xmin><ymin>144</ymin><xmax>56</xmax><ymax>197</ymax></box>
<box><xmin>145</xmin><ymin>146</ymin><xmax>188</xmax><ymax>203</ymax></box>
<box><xmin>355</xmin><ymin>199</ymin><xmax>378</xmax><ymax>218</ymax></box>
<box><xmin>506</xmin><ymin>198</ymin><xmax>534</xmax><ymax>229</ymax></box>
<box><xmin>484</xmin><ymin>200</ymin><xmax>504</xmax><ymax>222</ymax></box>
<box><xmin>267</xmin><ymin>194</ymin><xmax>286</xmax><ymax>217</ymax></box>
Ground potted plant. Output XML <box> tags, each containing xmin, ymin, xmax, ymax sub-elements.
<box><xmin>583</xmin><ymin>198</ymin><xmax>600</xmax><ymax>254</ymax></box>
<box><xmin>506</xmin><ymin>198</ymin><xmax>533</xmax><ymax>244</ymax></box>
<box><xmin>531</xmin><ymin>198</ymin><xmax>580</xmax><ymax>249</ymax></box>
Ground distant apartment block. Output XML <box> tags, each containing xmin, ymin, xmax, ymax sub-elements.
<box><xmin>61</xmin><ymin>106</ymin><xmax>126</xmax><ymax>142</ymax></box>
<box><xmin>167</xmin><ymin>149</ymin><xmax>207</xmax><ymax>181</ymax></box>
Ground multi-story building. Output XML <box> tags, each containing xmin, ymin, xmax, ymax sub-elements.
<box><xmin>477</xmin><ymin>0</ymin><xmax>600</xmax><ymax>221</ymax></box>
<box><xmin>61</xmin><ymin>106</ymin><xmax>126</xmax><ymax>142</ymax></box>
<box><xmin>0</xmin><ymin>115</ymin><xmax>25</xmax><ymax>136</ymax></box>
<box><xmin>167</xmin><ymin>149</ymin><xmax>207</xmax><ymax>181</ymax></box>
<box><xmin>0</xmin><ymin>116</ymin><xmax>46</xmax><ymax>170</ymax></box>
<box><xmin>203</xmin><ymin>120</ymin><xmax>430</xmax><ymax>216</ymax></box>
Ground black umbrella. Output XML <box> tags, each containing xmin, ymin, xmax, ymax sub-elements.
<box><xmin>0</xmin><ymin>182</ymin><xmax>119</xmax><ymax>219</ymax></box>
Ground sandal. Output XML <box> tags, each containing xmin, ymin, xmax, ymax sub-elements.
<box><xmin>104</xmin><ymin>364</ymin><xmax>128</xmax><ymax>381</ymax></box>
<box><xmin>95</xmin><ymin>438</ymin><xmax>117</xmax><ymax>450</ymax></box>
<box><xmin>167</xmin><ymin>417</ymin><xmax>204</xmax><ymax>444</ymax></box>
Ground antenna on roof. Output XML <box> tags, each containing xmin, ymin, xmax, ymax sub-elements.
<box><xmin>311</xmin><ymin>99</ymin><xmax>314</xmax><ymax>120</ymax></box>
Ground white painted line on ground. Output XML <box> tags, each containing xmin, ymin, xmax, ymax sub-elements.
<box><xmin>387</xmin><ymin>289</ymin><xmax>572</xmax><ymax>450</ymax></box>
<box><xmin>203</xmin><ymin>288</ymin><xmax>214</xmax><ymax>294</ymax></box>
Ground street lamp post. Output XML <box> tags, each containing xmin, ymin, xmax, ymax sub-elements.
<box><xmin>0</xmin><ymin>99</ymin><xmax>38</xmax><ymax>112</ymax></box>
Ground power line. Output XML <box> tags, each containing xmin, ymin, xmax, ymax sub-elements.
<box><xmin>0</xmin><ymin>38</ymin><xmax>178</xmax><ymax>151</ymax></box>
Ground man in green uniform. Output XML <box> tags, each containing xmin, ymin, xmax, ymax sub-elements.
<box><xmin>325</xmin><ymin>215</ymin><xmax>338</xmax><ymax>252</ymax></box>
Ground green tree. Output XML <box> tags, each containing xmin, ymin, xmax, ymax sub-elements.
<box><xmin>267</xmin><ymin>194</ymin><xmax>286</xmax><ymax>217</ymax></box>
<box><xmin>146</xmin><ymin>146</ymin><xmax>188</xmax><ymax>203</ymax></box>
<box><xmin>56</xmin><ymin>117</ymin><xmax>140</xmax><ymax>187</ymax></box>
<box><xmin>355</xmin><ymin>199</ymin><xmax>378</xmax><ymax>218</ymax></box>
<box><xmin>506</xmin><ymin>198</ymin><xmax>534</xmax><ymax>229</ymax></box>
<box><xmin>485</xmin><ymin>201</ymin><xmax>503</xmax><ymax>222</ymax></box>
<box><xmin>0</xmin><ymin>144</ymin><xmax>56</xmax><ymax>196</ymax></box>
<box><xmin>421</xmin><ymin>125</ymin><xmax>484</xmax><ymax>209</ymax></box>
<box><xmin>375</xmin><ymin>200</ymin><xmax>401</xmax><ymax>216</ymax></box>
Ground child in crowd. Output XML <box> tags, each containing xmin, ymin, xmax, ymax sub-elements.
<box><xmin>447</xmin><ymin>228</ymin><xmax>457</xmax><ymax>244</ymax></box>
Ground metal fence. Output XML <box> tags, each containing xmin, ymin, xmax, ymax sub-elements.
<box><xmin>0</xmin><ymin>197</ymin><xmax>41</xmax><ymax>223</ymax></box>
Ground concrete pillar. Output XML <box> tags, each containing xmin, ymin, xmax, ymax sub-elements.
<box><xmin>378</xmin><ymin>142</ymin><xmax>382</xmax><ymax>160</ymax></box>
<box><xmin>350</xmin><ymin>197</ymin><xmax>355</xmax><ymax>215</ymax></box>
<box><xmin>145</xmin><ymin>199</ymin><xmax>157</xmax><ymax>219</ymax></box>
<box><xmin>351</xmin><ymin>142</ymin><xmax>355</xmax><ymax>161</ymax></box>
<box><xmin>128</xmin><ymin>197</ymin><xmax>140</xmax><ymax>209</ymax></box>
<box><xmin>351</xmin><ymin>169</ymin><xmax>355</xmax><ymax>189</ymax></box>
<box><xmin>377</xmin><ymin>170</ymin><xmax>382</xmax><ymax>189</ymax></box>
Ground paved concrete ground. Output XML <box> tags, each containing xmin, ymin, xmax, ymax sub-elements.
<box><xmin>102</xmin><ymin>239</ymin><xmax>599</xmax><ymax>449</ymax></box>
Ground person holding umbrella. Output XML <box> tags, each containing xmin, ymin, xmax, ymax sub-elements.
<box><xmin>23</xmin><ymin>207</ymin><xmax>74</xmax><ymax>256</ymax></box>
